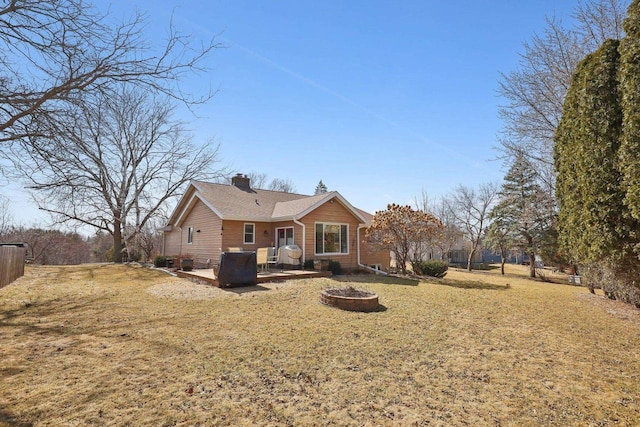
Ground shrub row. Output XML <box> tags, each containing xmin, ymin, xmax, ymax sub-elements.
<box><xmin>415</xmin><ymin>260</ymin><xmax>448</xmax><ymax>278</ymax></box>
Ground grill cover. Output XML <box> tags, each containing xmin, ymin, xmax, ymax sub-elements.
<box><xmin>217</xmin><ymin>251</ymin><xmax>257</xmax><ymax>287</ymax></box>
<box><xmin>277</xmin><ymin>245</ymin><xmax>302</xmax><ymax>265</ymax></box>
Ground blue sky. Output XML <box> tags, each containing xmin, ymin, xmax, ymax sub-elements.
<box><xmin>4</xmin><ymin>0</ymin><xmax>578</xmax><ymax>226</ymax></box>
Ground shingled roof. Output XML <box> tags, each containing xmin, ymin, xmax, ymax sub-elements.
<box><xmin>168</xmin><ymin>180</ymin><xmax>369</xmax><ymax>224</ymax></box>
<box><xmin>192</xmin><ymin>181</ymin><xmax>305</xmax><ymax>220</ymax></box>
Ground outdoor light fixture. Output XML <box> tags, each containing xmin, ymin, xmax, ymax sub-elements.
<box><xmin>263</xmin><ymin>230</ymin><xmax>268</xmax><ymax>237</ymax></box>
<box><xmin>196</xmin><ymin>229</ymin><xmax>201</xmax><ymax>233</ymax></box>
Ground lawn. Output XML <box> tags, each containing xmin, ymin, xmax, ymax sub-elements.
<box><xmin>1</xmin><ymin>263</ymin><xmax>639</xmax><ymax>426</ymax></box>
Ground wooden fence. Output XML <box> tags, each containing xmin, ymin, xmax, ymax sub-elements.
<box><xmin>0</xmin><ymin>245</ymin><xmax>26</xmax><ymax>288</ymax></box>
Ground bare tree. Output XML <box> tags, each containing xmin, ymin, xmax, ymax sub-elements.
<box><xmin>6</xmin><ymin>88</ymin><xmax>226</xmax><ymax>263</ymax></box>
<box><xmin>0</xmin><ymin>0</ymin><xmax>219</xmax><ymax>145</ymax></box>
<box><xmin>431</xmin><ymin>197</ymin><xmax>463</xmax><ymax>263</ymax></box>
<box><xmin>88</xmin><ymin>231</ymin><xmax>115</xmax><ymax>262</ymax></box>
<box><xmin>484</xmin><ymin>217</ymin><xmax>515</xmax><ymax>276</ymax></box>
<box><xmin>218</xmin><ymin>173</ymin><xmax>295</xmax><ymax>192</ymax></box>
<box><xmin>412</xmin><ymin>188</ymin><xmax>432</xmax><ymax>213</ymax></box>
<box><xmin>268</xmin><ymin>178</ymin><xmax>297</xmax><ymax>193</ymax></box>
<box><xmin>449</xmin><ymin>183</ymin><xmax>498</xmax><ymax>271</ymax></box>
<box><xmin>498</xmin><ymin>0</ymin><xmax>628</xmax><ymax>193</ymax></box>
<box><xmin>246</xmin><ymin>172</ymin><xmax>268</xmax><ymax>189</ymax></box>
<box><xmin>412</xmin><ymin>190</ymin><xmax>460</xmax><ymax>262</ymax></box>
<box><xmin>128</xmin><ymin>215</ymin><xmax>166</xmax><ymax>262</ymax></box>
<box><xmin>4</xmin><ymin>226</ymin><xmax>90</xmax><ymax>264</ymax></box>
<box><xmin>0</xmin><ymin>195</ymin><xmax>12</xmax><ymax>237</ymax></box>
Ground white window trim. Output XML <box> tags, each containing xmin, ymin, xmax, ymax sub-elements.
<box><xmin>243</xmin><ymin>223</ymin><xmax>255</xmax><ymax>245</ymax></box>
<box><xmin>187</xmin><ymin>226</ymin><xmax>194</xmax><ymax>244</ymax></box>
<box><xmin>314</xmin><ymin>222</ymin><xmax>349</xmax><ymax>256</ymax></box>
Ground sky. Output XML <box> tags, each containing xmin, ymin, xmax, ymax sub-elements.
<box><xmin>3</xmin><ymin>0</ymin><xmax>579</xmax><ymax>228</ymax></box>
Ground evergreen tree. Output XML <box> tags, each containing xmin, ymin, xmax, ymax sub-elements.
<box><xmin>492</xmin><ymin>154</ymin><xmax>554</xmax><ymax>278</ymax></box>
<box><xmin>553</xmin><ymin>8</ymin><xmax>640</xmax><ymax>304</ymax></box>
<box><xmin>314</xmin><ymin>180</ymin><xmax>328</xmax><ymax>195</ymax></box>
<box><xmin>620</xmin><ymin>0</ymin><xmax>640</xmax><ymax>220</ymax></box>
<box><xmin>555</xmin><ymin>39</ymin><xmax>627</xmax><ymax>267</ymax></box>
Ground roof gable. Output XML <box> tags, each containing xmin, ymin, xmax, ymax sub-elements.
<box><xmin>167</xmin><ymin>181</ymin><xmax>371</xmax><ymax>226</ymax></box>
<box><xmin>292</xmin><ymin>191</ymin><xmax>368</xmax><ymax>223</ymax></box>
<box><xmin>193</xmin><ymin>181</ymin><xmax>307</xmax><ymax>221</ymax></box>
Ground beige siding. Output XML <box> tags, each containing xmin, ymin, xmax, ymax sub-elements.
<box><xmin>167</xmin><ymin>199</ymin><xmax>222</xmax><ymax>262</ymax></box>
<box><xmin>163</xmin><ymin>189</ymin><xmax>390</xmax><ymax>271</ymax></box>
<box><xmin>221</xmin><ymin>220</ymin><xmax>274</xmax><ymax>252</ymax></box>
<box><xmin>299</xmin><ymin>200</ymin><xmax>361</xmax><ymax>270</ymax></box>
<box><xmin>163</xmin><ymin>228</ymin><xmax>182</xmax><ymax>256</ymax></box>
<box><xmin>359</xmin><ymin>227</ymin><xmax>391</xmax><ymax>270</ymax></box>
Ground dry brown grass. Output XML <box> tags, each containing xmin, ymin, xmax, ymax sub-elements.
<box><xmin>1</xmin><ymin>263</ymin><xmax>639</xmax><ymax>426</ymax></box>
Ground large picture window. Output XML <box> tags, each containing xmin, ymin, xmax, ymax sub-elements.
<box><xmin>315</xmin><ymin>223</ymin><xmax>348</xmax><ymax>255</ymax></box>
<box><xmin>244</xmin><ymin>223</ymin><xmax>255</xmax><ymax>244</ymax></box>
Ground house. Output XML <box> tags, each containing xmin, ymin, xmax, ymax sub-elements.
<box><xmin>162</xmin><ymin>174</ymin><xmax>390</xmax><ymax>271</ymax></box>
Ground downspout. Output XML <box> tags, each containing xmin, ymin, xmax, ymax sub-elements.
<box><xmin>357</xmin><ymin>224</ymin><xmax>388</xmax><ymax>275</ymax></box>
<box><xmin>293</xmin><ymin>217</ymin><xmax>305</xmax><ymax>263</ymax></box>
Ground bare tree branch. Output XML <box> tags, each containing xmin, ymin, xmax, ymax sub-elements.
<box><xmin>7</xmin><ymin>87</ymin><xmax>227</xmax><ymax>262</ymax></box>
<box><xmin>448</xmin><ymin>183</ymin><xmax>498</xmax><ymax>271</ymax></box>
<box><xmin>498</xmin><ymin>0</ymin><xmax>628</xmax><ymax>195</ymax></box>
<box><xmin>0</xmin><ymin>0</ymin><xmax>221</xmax><ymax>145</ymax></box>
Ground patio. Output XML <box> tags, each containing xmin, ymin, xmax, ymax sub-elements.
<box><xmin>176</xmin><ymin>267</ymin><xmax>331</xmax><ymax>287</ymax></box>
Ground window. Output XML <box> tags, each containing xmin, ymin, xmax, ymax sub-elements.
<box><xmin>243</xmin><ymin>223</ymin><xmax>255</xmax><ymax>244</ymax></box>
<box><xmin>315</xmin><ymin>223</ymin><xmax>348</xmax><ymax>255</ymax></box>
<box><xmin>187</xmin><ymin>227</ymin><xmax>194</xmax><ymax>244</ymax></box>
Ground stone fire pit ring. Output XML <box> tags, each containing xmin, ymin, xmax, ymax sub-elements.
<box><xmin>320</xmin><ymin>286</ymin><xmax>380</xmax><ymax>312</ymax></box>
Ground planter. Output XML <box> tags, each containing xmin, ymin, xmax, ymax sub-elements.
<box><xmin>180</xmin><ymin>258</ymin><xmax>194</xmax><ymax>271</ymax></box>
<box><xmin>320</xmin><ymin>287</ymin><xmax>380</xmax><ymax>312</ymax></box>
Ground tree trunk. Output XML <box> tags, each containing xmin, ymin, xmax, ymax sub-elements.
<box><xmin>113</xmin><ymin>218</ymin><xmax>123</xmax><ymax>263</ymax></box>
<box><xmin>467</xmin><ymin>249</ymin><xmax>475</xmax><ymax>272</ymax></box>
<box><xmin>501</xmin><ymin>257</ymin><xmax>506</xmax><ymax>275</ymax></box>
<box><xmin>529</xmin><ymin>250</ymin><xmax>536</xmax><ymax>278</ymax></box>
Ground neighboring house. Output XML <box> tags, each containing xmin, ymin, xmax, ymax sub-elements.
<box><xmin>162</xmin><ymin>174</ymin><xmax>390</xmax><ymax>271</ymax></box>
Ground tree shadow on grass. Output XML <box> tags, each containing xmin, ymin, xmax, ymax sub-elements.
<box><xmin>450</xmin><ymin>264</ymin><xmax>501</xmax><ymax>271</ymax></box>
<box><xmin>0</xmin><ymin>410</ymin><xmax>32</xmax><ymax>427</ymax></box>
<box><xmin>332</xmin><ymin>274</ymin><xmax>420</xmax><ymax>286</ymax></box>
<box><xmin>435</xmin><ymin>278</ymin><xmax>510</xmax><ymax>291</ymax></box>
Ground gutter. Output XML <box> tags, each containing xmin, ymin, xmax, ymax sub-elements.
<box><xmin>292</xmin><ymin>217</ymin><xmax>306</xmax><ymax>263</ymax></box>
<box><xmin>357</xmin><ymin>224</ymin><xmax>388</xmax><ymax>275</ymax></box>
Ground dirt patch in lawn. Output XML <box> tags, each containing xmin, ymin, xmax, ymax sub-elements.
<box><xmin>577</xmin><ymin>292</ymin><xmax>640</xmax><ymax>327</ymax></box>
<box><xmin>146</xmin><ymin>280</ymin><xmax>230</xmax><ymax>300</ymax></box>
<box><xmin>146</xmin><ymin>276</ymin><xmax>302</xmax><ymax>300</ymax></box>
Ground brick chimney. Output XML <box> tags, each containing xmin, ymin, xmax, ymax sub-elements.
<box><xmin>231</xmin><ymin>173</ymin><xmax>251</xmax><ymax>189</ymax></box>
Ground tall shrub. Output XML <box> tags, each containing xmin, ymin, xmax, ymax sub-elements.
<box><xmin>555</xmin><ymin>39</ymin><xmax>626</xmax><ymax>265</ymax></box>
<box><xmin>620</xmin><ymin>0</ymin><xmax>640</xmax><ymax>220</ymax></box>
<box><xmin>554</xmin><ymin>3</ymin><xmax>640</xmax><ymax>305</ymax></box>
